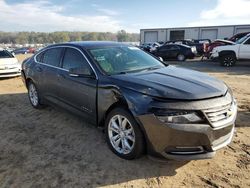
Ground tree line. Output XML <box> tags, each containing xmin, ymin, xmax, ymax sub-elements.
<box><xmin>0</xmin><ymin>30</ymin><xmax>139</xmax><ymax>44</ymax></box>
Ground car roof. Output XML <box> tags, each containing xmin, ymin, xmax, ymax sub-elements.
<box><xmin>48</xmin><ymin>41</ymin><xmax>130</xmax><ymax>49</ymax></box>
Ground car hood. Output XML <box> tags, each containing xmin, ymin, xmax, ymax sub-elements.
<box><xmin>111</xmin><ymin>66</ymin><xmax>228</xmax><ymax>100</ymax></box>
<box><xmin>214</xmin><ymin>39</ymin><xmax>235</xmax><ymax>45</ymax></box>
<box><xmin>0</xmin><ymin>58</ymin><xmax>20</xmax><ymax>70</ymax></box>
<box><xmin>0</xmin><ymin>57</ymin><xmax>18</xmax><ymax>66</ymax></box>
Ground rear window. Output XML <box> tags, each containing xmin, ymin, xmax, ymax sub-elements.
<box><xmin>37</xmin><ymin>47</ymin><xmax>63</xmax><ymax>67</ymax></box>
<box><xmin>0</xmin><ymin>50</ymin><xmax>14</xmax><ymax>58</ymax></box>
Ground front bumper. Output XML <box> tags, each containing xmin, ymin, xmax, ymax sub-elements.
<box><xmin>136</xmin><ymin>99</ymin><xmax>237</xmax><ymax>160</ymax></box>
<box><xmin>210</xmin><ymin>51</ymin><xmax>219</xmax><ymax>59</ymax></box>
<box><xmin>0</xmin><ymin>67</ymin><xmax>21</xmax><ymax>78</ymax></box>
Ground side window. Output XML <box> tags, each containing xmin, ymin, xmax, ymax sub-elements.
<box><xmin>159</xmin><ymin>46</ymin><xmax>170</xmax><ymax>52</ymax></box>
<box><xmin>43</xmin><ymin>48</ymin><xmax>63</xmax><ymax>67</ymax></box>
<box><xmin>35</xmin><ymin>51</ymin><xmax>44</xmax><ymax>62</ymax></box>
<box><xmin>244</xmin><ymin>38</ymin><xmax>250</xmax><ymax>45</ymax></box>
<box><xmin>62</xmin><ymin>48</ymin><xmax>92</xmax><ymax>73</ymax></box>
<box><xmin>170</xmin><ymin>45</ymin><xmax>179</xmax><ymax>50</ymax></box>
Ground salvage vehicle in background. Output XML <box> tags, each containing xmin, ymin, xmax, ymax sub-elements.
<box><xmin>0</xmin><ymin>48</ymin><xmax>21</xmax><ymax>78</ymax></box>
<box><xmin>204</xmin><ymin>32</ymin><xmax>250</xmax><ymax>58</ymax></box>
<box><xmin>22</xmin><ymin>41</ymin><xmax>237</xmax><ymax>160</ymax></box>
<box><xmin>151</xmin><ymin>44</ymin><xmax>196</xmax><ymax>61</ymax></box>
<box><xmin>211</xmin><ymin>33</ymin><xmax>250</xmax><ymax>66</ymax></box>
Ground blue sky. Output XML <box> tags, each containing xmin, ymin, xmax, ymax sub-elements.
<box><xmin>1</xmin><ymin>0</ymin><xmax>250</xmax><ymax>32</ymax></box>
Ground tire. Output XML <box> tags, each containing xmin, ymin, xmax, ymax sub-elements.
<box><xmin>177</xmin><ymin>54</ymin><xmax>185</xmax><ymax>61</ymax></box>
<box><xmin>28</xmin><ymin>81</ymin><xmax>44</xmax><ymax>109</ymax></box>
<box><xmin>105</xmin><ymin>108</ymin><xmax>145</xmax><ymax>160</ymax></box>
<box><xmin>219</xmin><ymin>54</ymin><xmax>236</xmax><ymax>67</ymax></box>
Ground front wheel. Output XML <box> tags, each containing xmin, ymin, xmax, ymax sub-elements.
<box><xmin>219</xmin><ymin>54</ymin><xmax>236</xmax><ymax>67</ymax></box>
<box><xmin>177</xmin><ymin>54</ymin><xmax>185</xmax><ymax>61</ymax></box>
<box><xmin>105</xmin><ymin>108</ymin><xmax>145</xmax><ymax>160</ymax></box>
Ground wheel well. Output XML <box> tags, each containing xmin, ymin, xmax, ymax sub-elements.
<box><xmin>219</xmin><ymin>50</ymin><xmax>236</xmax><ymax>58</ymax></box>
<box><xmin>25</xmin><ymin>78</ymin><xmax>32</xmax><ymax>88</ymax></box>
<box><xmin>98</xmin><ymin>100</ymin><xmax>129</xmax><ymax>127</ymax></box>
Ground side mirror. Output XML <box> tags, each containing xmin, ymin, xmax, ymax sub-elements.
<box><xmin>158</xmin><ymin>57</ymin><xmax>164</xmax><ymax>62</ymax></box>
<box><xmin>69</xmin><ymin>67</ymin><xmax>95</xmax><ymax>78</ymax></box>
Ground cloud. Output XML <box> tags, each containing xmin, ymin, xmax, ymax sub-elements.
<box><xmin>97</xmin><ymin>8</ymin><xmax>119</xmax><ymax>16</ymax></box>
<box><xmin>188</xmin><ymin>0</ymin><xmax>250</xmax><ymax>26</ymax></box>
<box><xmin>0</xmin><ymin>0</ymin><xmax>122</xmax><ymax>32</ymax></box>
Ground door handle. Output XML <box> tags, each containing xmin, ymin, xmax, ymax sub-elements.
<box><xmin>36</xmin><ymin>66</ymin><xmax>42</xmax><ymax>72</ymax></box>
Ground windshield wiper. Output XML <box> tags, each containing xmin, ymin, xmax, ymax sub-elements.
<box><xmin>113</xmin><ymin>66</ymin><xmax>162</xmax><ymax>75</ymax></box>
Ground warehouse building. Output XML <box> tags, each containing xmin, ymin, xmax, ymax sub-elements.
<box><xmin>140</xmin><ymin>24</ymin><xmax>250</xmax><ymax>44</ymax></box>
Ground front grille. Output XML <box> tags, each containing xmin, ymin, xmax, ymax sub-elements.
<box><xmin>203</xmin><ymin>102</ymin><xmax>236</xmax><ymax>128</ymax></box>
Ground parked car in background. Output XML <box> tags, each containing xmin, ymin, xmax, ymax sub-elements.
<box><xmin>139</xmin><ymin>42</ymin><xmax>161</xmax><ymax>52</ymax></box>
<box><xmin>12</xmin><ymin>47</ymin><xmax>29</xmax><ymax>54</ymax></box>
<box><xmin>211</xmin><ymin>33</ymin><xmax>250</xmax><ymax>66</ymax></box>
<box><xmin>12</xmin><ymin>47</ymin><xmax>36</xmax><ymax>54</ymax></box>
<box><xmin>204</xmin><ymin>32</ymin><xmax>250</xmax><ymax>58</ymax></box>
<box><xmin>151</xmin><ymin>44</ymin><xmax>196</xmax><ymax>61</ymax></box>
<box><xmin>0</xmin><ymin>48</ymin><xmax>21</xmax><ymax>78</ymax></box>
<box><xmin>21</xmin><ymin>41</ymin><xmax>237</xmax><ymax>160</ymax></box>
<box><xmin>165</xmin><ymin>39</ymin><xmax>210</xmax><ymax>56</ymax></box>
<box><xmin>27</xmin><ymin>47</ymin><xmax>36</xmax><ymax>53</ymax></box>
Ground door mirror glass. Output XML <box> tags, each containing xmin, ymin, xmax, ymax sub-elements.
<box><xmin>69</xmin><ymin>67</ymin><xmax>95</xmax><ymax>78</ymax></box>
<box><xmin>158</xmin><ymin>57</ymin><xmax>164</xmax><ymax>62</ymax></box>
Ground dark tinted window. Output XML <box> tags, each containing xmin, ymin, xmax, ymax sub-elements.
<box><xmin>159</xmin><ymin>46</ymin><xmax>170</xmax><ymax>51</ymax></box>
<box><xmin>43</xmin><ymin>48</ymin><xmax>63</xmax><ymax>67</ymax></box>
<box><xmin>0</xmin><ymin>50</ymin><xmax>14</xmax><ymax>58</ymax></box>
<box><xmin>36</xmin><ymin>51</ymin><xmax>44</xmax><ymax>62</ymax></box>
<box><xmin>62</xmin><ymin>48</ymin><xmax>91</xmax><ymax>71</ymax></box>
<box><xmin>244</xmin><ymin>38</ymin><xmax>250</xmax><ymax>45</ymax></box>
<box><xmin>169</xmin><ymin>45</ymin><xmax>180</xmax><ymax>50</ymax></box>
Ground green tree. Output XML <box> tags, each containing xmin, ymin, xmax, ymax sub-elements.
<box><xmin>117</xmin><ymin>30</ymin><xmax>129</xmax><ymax>42</ymax></box>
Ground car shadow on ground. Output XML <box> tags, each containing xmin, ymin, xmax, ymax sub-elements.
<box><xmin>0</xmin><ymin>93</ymin><xmax>189</xmax><ymax>187</ymax></box>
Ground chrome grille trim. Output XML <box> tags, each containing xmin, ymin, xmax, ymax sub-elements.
<box><xmin>203</xmin><ymin>101</ymin><xmax>237</xmax><ymax>128</ymax></box>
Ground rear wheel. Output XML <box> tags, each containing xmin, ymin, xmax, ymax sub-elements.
<box><xmin>105</xmin><ymin>108</ymin><xmax>145</xmax><ymax>160</ymax></box>
<box><xmin>177</xmin><ymin>54</ymin><xmax>185</xmax><ymax>61</ymax></box>
<box><xmin>28</xmin><ymin>81</ymin><xmax>44</xmax><ymax>109</ymax></box>
<box><xmin>219</xmin><ymin>54</ymin><xmax>236</xmax><ymax>67</ymax></box>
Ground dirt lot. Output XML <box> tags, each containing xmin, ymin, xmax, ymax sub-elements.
<box><xmin>0</xmin><ymin>55</ymin><xmax>249</xmax><ymax>188</ymax></box>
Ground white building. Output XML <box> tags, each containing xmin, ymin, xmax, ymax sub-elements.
<box><xmin>140</xmin><ymin>24</ymin><xmax>250</xmax><ymax>44</ymax></box>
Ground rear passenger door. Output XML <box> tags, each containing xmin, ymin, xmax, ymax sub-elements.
<box><xmin>157</xmin><ymin>46</ymin><xmax>171</xmax><ymax>59</ymax></box>
<box><xmin>57</xmin><ymin>47</ymin><xmax>97</xmax><ymax>123</ymax></box>
<box><xmin>34</xmin><ymin>47</ymin><xmax>64</xmax><ymax>101</ymax></box>
<box><xmin>169</xmin><ymin>45</ymin><xmax>180</xmax><ymax>57</ymax></box>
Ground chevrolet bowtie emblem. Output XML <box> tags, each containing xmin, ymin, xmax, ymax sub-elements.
<box><xmin>226</xmin><ymin>109</ymin><xmax>233</xmax><ymax>117</ymax></box>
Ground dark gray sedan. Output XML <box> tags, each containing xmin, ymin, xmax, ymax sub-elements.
<box><xmin>21</xmin><ymin>42</ymin><xmax>237</xmax><ymax>160</ymax></box>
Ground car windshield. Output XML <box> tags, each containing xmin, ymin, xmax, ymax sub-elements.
<box><xmin>235</xmin><ymin>35</ymin><xmax>249</xmax><ymax>44</ymax></box>
<box><xmin>0</xmin><ymin>50</ymin><xmax>14</xmax><ymax>58</ymax></box>
<box><xmin>89</xmin><ymin>46</ymin><xmax>165</xmax><ymax>75</ymax></box>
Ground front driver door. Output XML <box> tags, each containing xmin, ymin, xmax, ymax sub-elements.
<box><xmin>57</xmin><ymin>47</ymin><xmax>97</xmax><ymax>124</ymax></box>
<box><xmin>239</xmin><ymin>38</ymin><xmax>250</xmax><ymax>59</ymax></box>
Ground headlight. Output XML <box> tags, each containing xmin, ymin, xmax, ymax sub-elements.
<box><xmin>155</xmin><ymin>110</ymin><xmax>204</xmax><ymax>124</ymax></box>
<box><xmin>191</xmin><ymin>47</ymin><xmax>197</xmax><ymax>53</ymax></box>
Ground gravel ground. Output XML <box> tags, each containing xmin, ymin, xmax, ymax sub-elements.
<box><xmin>0</xmin><ymin>55</ymin><xmax>249</xmax><ymax>188</ymax></box>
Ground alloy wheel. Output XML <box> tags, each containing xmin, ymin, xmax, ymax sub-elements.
<box><xmin>29</xmin><ymin>83</ymin><xmax>39</xmax><ymax>106</ymax></box>
<box><xmin>177</xmin><ymin>54</ymin><xmax>185</xmax><ymax>61</ymax></box>
<box><xmin>223</xmin><ymin>56</ymin><xmax>234</xmax><ymax>66</ymax></box>
<box><xmin>108</xmin><ymin>115</ymin><xmax>135</xmax><ymax>155</ymax></box>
